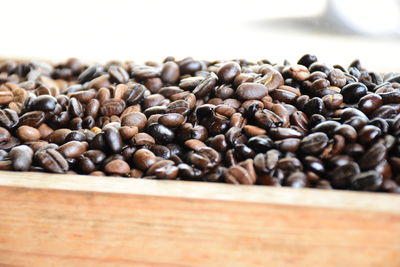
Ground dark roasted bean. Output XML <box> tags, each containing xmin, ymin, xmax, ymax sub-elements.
<box><xmin>341</xmin><ymin>82</ymin><xmax>367</xmax><ymax>104</ymax></box>
<box><xmin>358</xmin><ymin>143</ymin><xmax>386</xmax><ymax>170</ymax></box>
<box><xmin>351</xmin><ymin>171</ymin><xmax>383</xmax><ymax>191</ymax></box>
<box><xmin>104</xmin><ymin>127</ymin><xmax>124</xmax><ymax>154</ymax></box>
<box><xmin>300</xmin><ymin>132</ymin><xmax>328</xmax><ymax>154</ymax></box>
<box><xmin>35</xmin><ymin>148</ymin><xmax>69</xmax><ymax>173</ymax></box>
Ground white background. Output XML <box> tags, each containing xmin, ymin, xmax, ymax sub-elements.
<box><xmin>1</xmin><ymin>0</ymin><xmax>399</xmax><ymax>71</ymax></box>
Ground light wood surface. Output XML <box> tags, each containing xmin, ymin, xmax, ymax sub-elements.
<box><xmin>0</xmin><ymin>171</ymin><xmax>400</xmax><ymax>266</ymax></box>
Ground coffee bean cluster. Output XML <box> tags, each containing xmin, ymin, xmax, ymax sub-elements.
<box><xmin>0</xmin><ymin>55</ymin><xmax>399</xmax><ymax>193</ymax></box>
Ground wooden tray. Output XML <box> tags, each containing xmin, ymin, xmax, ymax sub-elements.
<box><xmin>0</xmin><ymin>171</ymin><xmax>399</xmax><ymax>266</ymax></box>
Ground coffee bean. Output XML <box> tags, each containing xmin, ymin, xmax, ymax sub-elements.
<box><xmin>146</xmin><ymin>160</ymin><xmax>178</xmax><ymax>179</ymax></box>
<box><xmin>269</xmin><ymin>127</ymin><xmax>303</xmax><ymax>140</ymax></box>
<box><xmin>297</xmin><ymin>54</ymin><xmax>318</xmax><ymax>67</ymax></box>
<box><xmin>300</xmin><ymin>132</ymin><xmax>328</xmax><ymax>154</ymax></box>
<box><xmin>100</xmin><ymin>98</ymin><xmax>126</xmax><ymax>116</ymax></box>
<box><xmin>341</xmin><ymin>82</ymin><xmax>367</xmax><ymax>104</ymax></box>
<box><xmin>304</xmin><ymin>97</ymin><xmax>324</xmax><ymax>116</ymax></box>
<box><xmin>9</xmin><ymin>145</ymin><xmax>33</xmax><ymax>171</ymax></box>
<box><xmin>358</xmin><ymin>94</ymin><xmax>382</xmax><ymax>114</ymax></box>
<box><xmin>0</xmin><ymin>127</ymin><xmax>11</xmax><ymax>143</ymax></box>
<box><xmin>18</xmin><ymin>111</ymin><xmax>45</xmax><ymax>128</ymax></box>
<box><xmin>58</xmin><ymin>141</ymin><xmax>88</xmax><ymax>158</ymax></box>
<box><xmin>133</xmin><ymin>149</ymin><xmax>157</xmax><ymax>170</ymax></box>
<box><xmin>236</xmin><ymin>83</ymin><xmax>268</xmax><ymax>100</ymax></box>
<box><xmin>0</xmin><ymin>108</ymin><xmax>19</xmax><ymax>129</ymax></box>
<box><xmin>161</xmin><ymin>61</ymin><xmax>180</xmax><ymax>85</ymax></box>
<box><xmin>104</xmin><ymin>127</ymin><xmax>124</xmax><ymax>154</ymax></box>
<box><xmin>35</xmin><ymin>148</ymin><xmax>69</xmax><ymax>173</ymax></box>
<box><xmin>358</xmin><ymin>143</ymin><xmax>386</xmax><ymax>170</ymax></box>
<box><xmin>188</xmin><ymin>147</ymin><xmax>221</xmax><ymax>170</ymax></box>
<box><xmin>104</xmin><ymin>159</ymin><xmax>130</xmax><ymax>175</ymax></box>
<box><xmin>121</xmin><ymin>111</ymin><xmax>147</xmax><ymax>130</ymax></box>
<box><xmin>159</xmin><ymin>113</ymin><xmax>185</xmax><ymax>127</ymax></box>
<box><xmin>284</xmin><ymin>172</ymin><xmax>307</xmax><ymax>188</ymax></box>
<box><xmin>17</xmin><ymin>125</ymin><xmax>41</xmax><ymax>142</ymax></box>
<box><xmin>217</xmin><ymin>62</ymin><xmax>241</xmax><ymax>83</ymax></box>
<box><xmin>330</xmin><ymin>162</ymin><xmax>360</xmax><ymax>189</ymax></box>
<box><xmin>147</xmin><ymin>123</ymin><xmax>175</xmax><ymax>144</ymax></box>
<box><xmin>31</xmin><ymin>95</ymin><xmax>58</xmax><ymax>112</ymax></box>
<box><xmin>351</xmin><ymin>171</ymin><xmax>383</xmax><ymax>191</ymax></box>
<box><xmin>108</xmin><ymin>65</ymin><xmax>129</xmax><ymax>84</ymax></box>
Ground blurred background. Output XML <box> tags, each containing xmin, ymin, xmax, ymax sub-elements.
<box><xmin>1</xmin><ymin>0</ymin><xmax>400</xmax><ymax>71</ymax></box>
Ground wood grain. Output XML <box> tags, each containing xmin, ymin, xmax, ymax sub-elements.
<box><xmin>0</xmin><ymin>171</ymin><xmax>400</xmax><ymax>266</ymax></box>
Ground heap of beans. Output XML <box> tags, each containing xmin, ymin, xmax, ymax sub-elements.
<box><xmin>0</xmin><ymin>55</ymin><xmax>399</xmax><ymax>193</ymax></box>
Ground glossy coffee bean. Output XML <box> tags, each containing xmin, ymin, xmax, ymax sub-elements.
<box><xmin>300</xmin><ymin>132</ymin><xmax>328</xmax><ymax>154</ymax></box>
<box><xmin>217</xmin><ymin>62</ymin><xmax>241</xmax><ymax>84</ymax></box>
<box><xmin>236</xmin><ymin>83</ymin><xmax>268</xmax><ymax>100</ymax></box>
<box><xmin>341</xmin><ymin>82</ymin><xmax>367</xmax><ymax>104</ymax></box>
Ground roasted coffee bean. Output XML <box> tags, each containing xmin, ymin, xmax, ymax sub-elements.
<box><xmin>300</xmin><ymin>132</ymin><xmax>328</xmax><ymax>154</ymax></box>
<box><xmin>0</xmin><ymin>109</ymin><xmax>19</xmax><ymax>129</ymax></box>
<box><xmin>304</xmin><ymin>97</ymin><xmax>324</xmax><ymax>116</ymax></box>
<box><xmin>161</xmin><ymin>61</ymin><xmax>180</xmax><ymax>85</ymax></box>
<box><xmin>17</xmin><ymin>125</ymin><xmax>41</xmax><ymax>142</ymax></box>
<box><xmin>328</xmin><ymin>69</ymin><xmax>346</xmax><ymax>87</ymax></box>
<box><xmin>31</xmin><ymin>95</ymin><xmax>58</xmax><ymax>112</ymax></box>
<box><xmin>108</xmin><ymin>65</ymin><xmax>129</xmax><ymax>84</ymax></box>
<box><xmin>192</xmin><ymin>73</ymin><xmax>217</xmax><ymax>98</ymax></box>
<box><xmin>9</xmin><ymin>145</ymin><xmax>33</xmax><ymax>171</ymax></box>
<box><xmin>78</xmin><ymin>65</ymin><xmax>103</xmax><ymax>83</ymax></box>
<box><xmin>358</xmin><ymin>125</ymin><xmax>381</xmax><ymax>144</ymax></box>
<box><xmin>341</xmin><ymin>82</ymin><xmax>367</xmax><ymax>104</ymax></box>
<box><xmin>18</xmin><ymin>111</ymin><xmax>45</xmax><ymax>127</ymax></box>
<box><xmin>254</xmin><ymin>149</ymin><xmax>280</xmax><ymax>173</ymax></box>
<box><xmin>284</xmin><ymin>172</ymin><xmax>307</xmax><ymax>188</ymax></box>
<box><xmin>247</xmin><ymin>135</ymin><xmax>274</xmax><ymax>153</ymax></box>
<box><xmin>133</xmin><ymin>148</ymin><xmax>157</xmax><ymax>171</ymax></box>
<box><xmin>132</xmin><ymin>132</ymin><xmax>155</xmax><ymax>145</ymax></box>
<box><xmin>121</xmin><ymin>111</ymin><xmax>147</xmax><ymax>130</ymax></box>
<box><xmin>351</xmin><ymin>171</ymin><xmax>383</xmax><ymax>191</ymax></box>
<box><xmin>236</xmin><ymin>83</ymin><xmax>268</xmax><ymax>100</ymax></box>
<box><xmin>358</xmin><ymin>94</ymin><xmax>382</xmax><ymax>114</ymax></box>
<box><xmin>254</xmin><ymin>109</ymin><xmax>283</xmax><ymax>129</ymax></box>
<box><xmin>147</xmin><ymin>123</ymin><xmax>175</xmax><ymax>144</ymax></box>
<box><xmin>68</xmin><ymin>97</ymin><xmax>83</xmax><ymax>118</ymax></box>
<box><xmin>330</xmin><ymin>162</ymin><xmax>360</xmax><ymax>189</ymax></box>
<box><xmin>269</xmin><ymin>127</ymin><xmax>303</xmax><ymax>140</ymax></box>
<box><xmin>297</xmin><ymin>54</ymin><xmax>318</xmax><ymax>67</ymax></box>
<box><xmin>188</xmin><ymin>147</ymin><xmax>221</xmax><ymax>170</ymax></box>
<box><xmin>104</xmin><ymin>159</ymin><xmax>130</xmax><ymax>175</ymax></box>
<box><xmin>146</xmin><ymin>160</ymin><xmax>178</xmax><ymax>179</ymax></box>
<box><xmin>217</xmin><ymin>62</ymin><xmax>241</xmax><ymax>83</ymax></box>
<box><xmin>58</xmin><ymin>141</ymin><xmax>88</xmax><ymax>158</ymax></box>
<box><xmin>104</xmin><ymin>127</ymin><xmax>124</xmax><ymax>153</ymax></box>
<box><xmin>225</xmin><ymin>164</ymin><xmax>256</xmax><ymax>185</ymax></box>
<box><xmin>84</xmin><ymin>99</ymin><xmax>100</xmax><ymax>119</ymax></box>
<box><xmin>100</xmin><ymin>98</ymin><xmax>126</xmax><ymax>116</ymax></box>
<box><xmin>35</xmin><ymin>148</ymin><xmax>69</xmax><ymax>173</ymax></box>
<box><xmin>0</xmin><ymin>127</ymin><xmax>11</xmax><ymax>143</ymax></box>
<box><xmin>358</xmin><ymin>143</ymin><xmax>386</xmax><ymax>170</ymax></box>
<box><xmin>159</xmin><ymin>113</ymin><xmax>185</xmax><ymax>127</ymax></box>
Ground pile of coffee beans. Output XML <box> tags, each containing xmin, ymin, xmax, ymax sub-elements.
<box><xmin>0</xmin><ymin>55</ymin><xmax>399</xmax><ymax>193</ymax></box>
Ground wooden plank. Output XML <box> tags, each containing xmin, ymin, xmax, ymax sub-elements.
<box><xmin>0</xmin><ymin>171</ymin><xmax>400</xmax><ymax>213</ymax></box>
<box><xmin>0</xmin><ymin>171</ymin><xmax>399</xmax><ymax>266</ymax></box>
